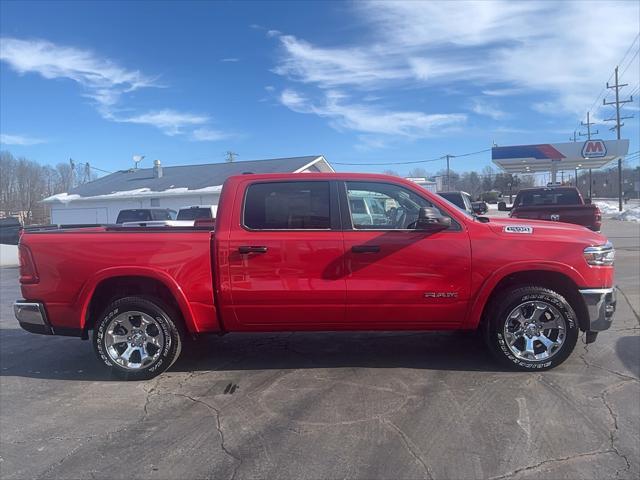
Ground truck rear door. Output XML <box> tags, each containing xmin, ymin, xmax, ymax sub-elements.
<box><xmin>225</xmin><ymin>180</ymin><xmax>346</xmax><ymax>329</ymax></box>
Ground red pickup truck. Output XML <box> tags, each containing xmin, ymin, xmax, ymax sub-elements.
<box><xmin>15</xmin><ymin>173</ymin><xmax>616</xmax><ymax>379</ymax></box>
<box><xmin>498</xmin><ymin>186</ymin><xmax>602</xmax><ymax>232</ymax></box>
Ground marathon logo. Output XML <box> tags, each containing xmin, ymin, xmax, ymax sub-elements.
<box><xmin>581</xmin><ymin>140</ymin><xmax>607</xmax><ymax>158</ymax></box>
<box><xmin>503</xmin><ymin>225</ymin><xmax>533</xmax><ymax>234</ymax></box>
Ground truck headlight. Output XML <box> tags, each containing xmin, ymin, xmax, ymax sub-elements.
<box><xmin>584</xmin><ymin>241</ymin><xmax>615</xmax><ymax>266</ymax></box>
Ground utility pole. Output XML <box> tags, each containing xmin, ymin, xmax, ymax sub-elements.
<box><xmin>444</xmin><ymin>154</ymin><xmax>452</xmax><ymax>191</ymax></box>
<box><xmin>225</xmin><ymin>151</ymin><xmax>238</xmax><ymax>163</ymax></box>
<box><xmin>579</xmin><ymin>111</ymin><xmax>598</xmax><ymax>199</ymax></box>
<box><xmin>69</xmin><ymin>158</ymin><xmax>76</xmax><ymax>188</ymax></box>
<box><xmin>569</xmin><ymin>131</ymin><xmax>578</xmax><ymax>142</ymax></box>
<box><xmin>579</xmin><ymin>111</ymin><xmax>599</xmax><ymax>140</ymax></box>
<box><xmin>603</xmin><ymin>66</ymin><xmax>634</xmax><ymax>211</ymax></box>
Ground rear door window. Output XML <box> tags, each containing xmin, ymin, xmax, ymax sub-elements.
<box><xmin>244</xmin><ymin>182</ymin><xmax>331</xmax><ymax>230</ymax></box>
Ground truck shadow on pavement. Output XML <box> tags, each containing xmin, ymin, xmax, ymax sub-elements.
<box><xmin>0</xmin><ymin>329</ymin><xmax>511</xmax><ymax>381</ymax></box>
<box><xmin>616</xmin><ymin>335</ymin><xmax>639</xmax><ymax>379</ymax></box>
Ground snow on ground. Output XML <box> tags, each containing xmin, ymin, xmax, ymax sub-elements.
<box><xmin>611</xmin><ymin>207</ymin><xmax>640</xmax><ymax>223</ymax></box>
<box><xmin>595</xmin><ymin>200</ymin><xmax>640</xmax><ymax>223</ymax></box>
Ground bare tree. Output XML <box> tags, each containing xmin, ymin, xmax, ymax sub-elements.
<box><xmin>407</xmin><ymin>167</ymin><xmax>429</xmax><ymax>178</ymax></box>
<box><xmin>55</xmin><ymin>163</ymin><xmax>74</xmax><ymax>192</ymax></box>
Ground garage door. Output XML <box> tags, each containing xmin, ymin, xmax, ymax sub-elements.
<box><xmin>51</xmin><ymin>208</ymin><xmax>108</xmax><ymax>225</ymax></box>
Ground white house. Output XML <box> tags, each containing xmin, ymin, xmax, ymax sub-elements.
<box><xmin>42</xmin><ymin>155</ymin><xmax>334</xmax><ymax>224</ymax></box>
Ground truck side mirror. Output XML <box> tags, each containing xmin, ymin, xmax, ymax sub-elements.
<box><xmin>497</xmin><ymin>201</ymin><xmax>509</xmax><ymax>211</ymax></box>
<box><xmin>416</xmin><ymin>207</ymin><xmax>451</xmax><ymax>232</ymax></box>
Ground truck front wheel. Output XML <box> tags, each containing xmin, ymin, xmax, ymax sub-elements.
<box><xmin>92</xmin><ymin>296</ymin><xmax>183</xmax><ymax>380</ymax></box>
<box><xmin>484</xmin><ymin>286</ymin><xmax>579</xmax><ymax>370</ymax></box>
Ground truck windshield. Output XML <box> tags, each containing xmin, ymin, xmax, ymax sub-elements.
<box><xmin>177</xmin><ymin>208</ymin><xmax>212</xmax><ymax>220</ymax></box>
<box><xmin>516</xmin><ymin>189</ymin><xmax>581</xmax><ymax>207</ymax></box>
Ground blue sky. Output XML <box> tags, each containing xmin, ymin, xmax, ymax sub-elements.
<box><xmin>1</xmin><ymin>0</ymin><xmax>639</xmax><ymax>178</ymax></box>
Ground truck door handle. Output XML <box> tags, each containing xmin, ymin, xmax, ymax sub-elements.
<box><xmin>238</xmin><ymin>246</ymin><xmax>268</xmax><ymax>254</ymax></box>
<box><xmin>351</xmin><ymin>245</ymin><xmax>380</xmax><ymax>253</ymax></box>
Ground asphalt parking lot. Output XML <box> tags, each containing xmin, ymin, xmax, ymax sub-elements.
<box><xmin>0</xmin><ymin>218</ymin><xmax>638</xmax><ymax>480</ymax></box>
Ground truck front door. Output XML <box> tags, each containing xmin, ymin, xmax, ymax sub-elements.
<box><xmin>341</xmin><ymin>181</ymin><xmax>472</xmax><ymax>328</ymax></box>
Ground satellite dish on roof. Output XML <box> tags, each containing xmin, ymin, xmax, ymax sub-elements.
<box><xmin>133</xmin><ymin>155</ymin><xmax>145</xmax><ymax>169</ymax></box>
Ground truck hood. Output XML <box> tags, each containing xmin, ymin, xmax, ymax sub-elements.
<box><xmin>486</xmin><ymin>217</ymin><xmax>607</xmax><ymax>246</ymax></box>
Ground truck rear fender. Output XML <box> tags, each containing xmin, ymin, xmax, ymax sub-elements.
<box><xmin>77</xmin><ymin>267</ymin><xmax>214</xmax><ymax>335</ymax></box>
<box><xmin>465</xmin><ymin>262</ymin><xmax>589</xmax><ymax>331</ymax></box>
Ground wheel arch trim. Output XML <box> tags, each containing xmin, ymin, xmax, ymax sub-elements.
<box><xmin>464</xmin><ymin>261</ymin><xmax>586</xmax><ymax>330</ymax></box>
<box><xmin>76</xmin><ymin>267</ymin><xmax>198</xmax><ymax>334</ymax></box>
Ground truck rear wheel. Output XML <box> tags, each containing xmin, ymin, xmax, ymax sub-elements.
<box><xmin>484</xmin><ymin>286</ymin><xmax>579</xmax><ymax>371</ymax></box>
<box><xmin>92</xmin><ymin>296</ymin><xmax>183</xmax><ymax>380</ymax></box>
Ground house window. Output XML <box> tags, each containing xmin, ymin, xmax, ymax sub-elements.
<box><xmin>150</xmin><ymin>198</ymin><xmax>160</xmax><ymax>207</ymax></box>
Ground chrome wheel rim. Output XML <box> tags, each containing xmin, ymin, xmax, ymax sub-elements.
<box><xmin>104</xmin><ymin>311</ymin><xmax>165</xmax><ymax>370</ymax></box>
<box><xmin>503</xmin><ymin>301</ymin><xmax>566</xmax><ymax>361</ymax></box>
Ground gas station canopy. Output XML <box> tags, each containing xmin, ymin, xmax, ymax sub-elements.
<box><xmin>492</xmin><ymin>139</ymin><xmax>629</xmax><ymax>173</ymax></box>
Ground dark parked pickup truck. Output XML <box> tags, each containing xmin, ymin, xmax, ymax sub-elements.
<box><xmin>499</xmin><ymin>187</ymin><xmax>602</xmax><ymax>232</ymax></box>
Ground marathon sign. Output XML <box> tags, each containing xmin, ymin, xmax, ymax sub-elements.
<box><xmin>581</xmin><ymin>140</ymin><xmax>607</xmax><ymax>158</ymax></box>
<box><xmin>492</xmin><ymin>139</ymin><xmax>629</xmax><ymax>173</ymax></box>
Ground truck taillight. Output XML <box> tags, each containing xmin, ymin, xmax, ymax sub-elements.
<box><xmin>19</xmin><ymin>244</ymin><xmax>39</xmax><ymax>284</ymax></box>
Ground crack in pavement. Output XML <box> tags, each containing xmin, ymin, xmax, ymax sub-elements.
<box><xmin>489</xmin><ymin>449</ymin><xmax>619</xmax><ymax>480</ymax></box>
<box><xmin>381</xmin><ymin>418</ymin><xmax>434</xmax><ymax>480</ymax></box>
<box><xmin>593</xmin><ymin>383</ymin><xmax>634</xmax><ymax>478</ymax></box>
<box><xmin>167</xmin><ymin>392</ymin><xmax>242</xmax><ymax>480</ymax></box>
<box><xmin>617</xmin><ymin>286</ymin><xmax>640</xmax><ymax>324</ymax></box>
<box><xmin>578</xmin><ymin>344</ymin><xmax>639</xmax><ymax>383</ymax></box>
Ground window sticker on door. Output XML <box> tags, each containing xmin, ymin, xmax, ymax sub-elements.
<box><xmin>503</xmin><ymin>225</ymin><xmax>533</xmax><ymax>234</ymax></box>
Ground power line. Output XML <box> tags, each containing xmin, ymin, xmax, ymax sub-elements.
<box><xmin>450</xmin><ymin>148</ymin><xmax>493</xmax><ymax>158</ymax></box>
<box><xmin>618</xmin><ymin>33</ymin><xmax>640</xmax><ymax>72</ymax></box>
<box><xmin>78</xmin><ymin>162</ymin><xmax>113</xmax><ymax>174</ymax></box>
<box><xmin>620</xmin><ymin>48</ymin><xmax>639</xmax><ymax>78</ymax></box>
<box><xmin>333</xmin><ymin>156</ymin><xmax>441</xmax><ymax>166</ymax></box>
<box><xmin>577</xmin><ymin>33</ymin><xmax>640</xmax><ymax>130</ymax></box>
<box><xmin>332</xmin><ymin>148</ymin><xmax>491</xmax><ymax>166</ymax></box>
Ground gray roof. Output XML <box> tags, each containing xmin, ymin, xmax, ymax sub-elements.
<box><xmin>67</xmin><ymin>156</ymin><xmax>323</xmax><ymax>197</ymax></box>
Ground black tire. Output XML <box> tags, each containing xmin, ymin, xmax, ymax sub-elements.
<box><xmin>484</xmin><ymin>286</ymin><xmax>579</xmax><ymax>371</ymax></box>
<box><xmin>93</xmin><ymin>296</ymin><xmax>183</xmax><ymax>380</ymax></box>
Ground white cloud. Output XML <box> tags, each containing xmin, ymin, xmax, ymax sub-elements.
<box><xmin>274</xmin><ymin>35</ymin><xmax>408</xmax><ymax>88</ymax></box>
<box><xmin>271</xmin><ymin>1</ymin><xmax>640</xmax><ymax>116</ymax></box>
<box><xmin>191</xmin><ymin>127</ymin><xmax>229</xmax><ymax>142</ymax></box>
<box><xmin>0</xmin><ymin>37</ymin><xmax>157</xmax><ymax>110</ymax></box>
<box><xmin>221</xmin><ymin>58</ymin><xmax>239</xmax><ymax>62</ymax></box>
<box><xmin>113</xmin><ymin>110</ymin><xmax>210</xmax><ymax>136</ymax></box>
<box><xmin>279</xmin><ymin>89</ymin><xmax>465</xmax><ymax>138</ymax></box>
<box><xmin>471</xmin><ymin>99</ymin><xmax>507</xmax><ymax>120</ymax></box>
<box><xmin>482</xmin><ymin>88</ymin><xmax>526</xmax><ymax>97</ymax></box>
<box><xmin>0</xmin><ymin>37</ymin><xmax>233</xmax><ymax>139</ymax></box>
<box><xmin>0</xmin><ymin>133</ymin><xmax>46</xmax><ymax>146</ymax></box>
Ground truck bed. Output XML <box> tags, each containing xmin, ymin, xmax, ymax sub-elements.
<box><xmin>19</xmin><ymin>227</ymin><xmax>218</xmax><ymax>334</ymax></box>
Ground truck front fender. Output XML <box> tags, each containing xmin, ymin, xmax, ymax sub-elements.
<box><xmin>464</xmin><ymin>261</ymin><xmax>586</xmax><ymax>330</ymax></box>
